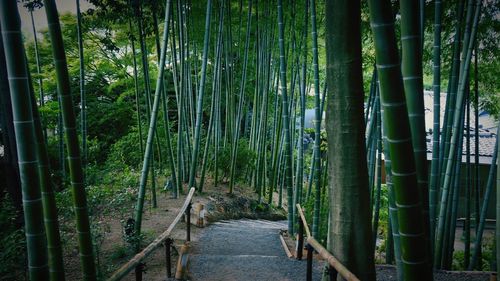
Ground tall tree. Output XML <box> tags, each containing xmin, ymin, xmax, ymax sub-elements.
<box><xmin>429</xmin><ymin>0</ymin><xmax>442</xmax><ymax>251</ymax></box>
<box><xmin>229</xmin><ymin>0</ymin><xmax>252</xmax><ymax>194</ymax></box>
<box><xmin>435</xmin><ymin>0</ymin><xmax>482</xmax><ymax>267</ymax></box>
<box><xmin>277</xmin><ymin>0</ymin><xmax>294</xmax><ymax>234</ymax></box>
<box><xmin>469</xmin><ymin>126</ymin><xmax>498</xmax><ymax>270</ymax></box>
<box><xmin>0</xmin><ymin>2</ymin><xmax>49</xmax><ymax>279</ymax></box>
<box><xmin>400</xmin><ymin>0</ymin><xmax>431</xmax><ymax>268</ymax></box>
<box><xmin>134</xmin><ymin>0</ymin><xmax>172</xmax><ymax>250</ymax></box>
<box><xmin>0</xmin><ymin>24</ymin><xmax>22</xmax><ymax>213</ymax></box>
<box><xmin>325</xmin><ymin>1</ymin><xmax>375</xmax><ymax>279</ymax></box>
<box><xmin>28</xmin><ymin>70</ymin><xmax>65</xmax><ymax>280</ymax></box>
<box><xmin>367</xmin><ymin>0</ymin><xmax>431</xmax><ymax>278</ymax></box>
<box><xmin>25</xmin><ymin>1</ymin><xmax>47</xmax><ymax>142</ymax></box>
<box><xmin>188</xmin><ymin>0</ymin><xmax>212</xmax><ymax>190</ymax></box>
<box><xmin>76</xmin><ymin>0</ymin><xmax>87</xmax><ymax>183</ymax></box>
<box><xmin>310</xmin><ymin>0</ymin><xmax>322</xmax><ymax>239</ymax></box>
<box><xmin>43</xmin><ymin>0</ymin><xmax>96</xmax><ymax>278</ymax></box>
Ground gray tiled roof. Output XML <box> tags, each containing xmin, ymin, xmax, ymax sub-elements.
<box><xmin>423</xmin><ymin>91</ymin><xmax>498</xmax><ymax>165</ymax></box>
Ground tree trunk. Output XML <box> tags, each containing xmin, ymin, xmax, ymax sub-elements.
<box><xmin>325</xmin><ymin>1</ymin><xmax>375</xmax><ymax>279</ymax></box>
<box><xmin>43</xmin><ymin>0</ymin><xmax>97</xmax><ymax>278</ymax></box>
<box><xmin>0</xmin><ymin>3</ymin><xmax>49</xmax><ymax>279</ymax></box>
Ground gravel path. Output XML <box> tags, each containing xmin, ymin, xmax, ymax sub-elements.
<box><xmin>189</xmin><ymin>219</ymin><xmax>323</xmax><ymax>281</ymax></box>
<box><xmin>188</xmin><ymin>219</ymin><xmax>493</xmax><ymax>281</ymax></box>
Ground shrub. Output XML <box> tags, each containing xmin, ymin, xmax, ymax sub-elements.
<box><xmin>215</xmin><ymin>139</ymin><xmax>256</xmax><ymax>181</ymax></box>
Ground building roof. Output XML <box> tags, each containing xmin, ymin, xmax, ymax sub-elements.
<box><xmin>423</xmin><ymin>91</ymin><xmax>498</xmax><ymax>165</ymax></box>
<box><xmin>299</xmin><ymin>91</ymin><xmax>498</xmax><ymax>165</ymax></box>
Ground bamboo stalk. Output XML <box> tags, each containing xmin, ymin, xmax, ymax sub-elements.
<box><xmin>429</xmin><ymin>0</ymin><xmax>443</xmax><ymax>252</ymax></box>
<box><xmin>310</xmin><ymin>0</ymin><xmax>321</xmax><ymax>239</ymax></box>
<box><xmin>381</xmin><ymin>97</ymin><xmax>403</xmax><ymax>279</ymax></box>
<box><xmin>28</xmin><ymin>68</ymin><xmax>66</xmax><ymax>280</ymax></box>
<box><xmin>277</xmin><ymin>0</ymin><xmax>294</xmax><ymax>234</ymax></box>
<box><xmin>43</xmin><ymin>0</ymin><xmax>97</xmax><ymax>278</ymax></box>
<box><xmin>76</xmin><ymin>0</ymin><xmax>87</xmax><ymax>184</ymax></box>
<box><xmin>26</xmin><ymin>3</ymin><xmax>47</xmax><ymax>143</ymax></box>
<box><xmin>436</xmin><ymin>0</ymin><xmax>483</xmax><ymax>267</ymax></box>
<box><xmin>134</xmin><ymin>0</ymin><xmax>173</xmax><ymax>251</ymax></box>
<box><xmin>188</xmin><ymin>0</ymin><xmax>212</xmax><ymax>190</ymax></box>
<box><xmin>400</xmin><ymin>0</ymin><xmax>431</xmax><ymax>266</ymax></box>
<box><xmin>469</xmin><ymin>126</ymin><xmax>499</xmax><ymax>270</ymax></box>
<box><xmin>367</xmin><ymin>0</ymin><xmax>431</xmax><ymax>278</ymax></box>
<box><xmin>465</xmin><ymin>91</ymin><xmax>472</xmax><ymax>268</ymax></box>
<box><xmin>229</xmin><ymin>0</ymin><xmax>253</xmax><ymax>194</ymax></box>
<box><xmin>0</xmin><ymin>3</ymin><xmax>49</xmax><ymax>279</ymax></box>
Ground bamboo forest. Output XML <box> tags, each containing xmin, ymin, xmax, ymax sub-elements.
<box><xmin>0</xmin><ymin>0</ymin><xmax>499</xmax><ymax>280</ymax></box>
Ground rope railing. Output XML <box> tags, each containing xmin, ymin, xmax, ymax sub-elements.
<box><xmin>296</xmin><ymin>204</ymin><xmax>360</xmax><ymax>281</ymax></box>
<box><xmin>108</xmin><ymin>187</ymin><xmax>196</xmax><ymax>281</ymax></box>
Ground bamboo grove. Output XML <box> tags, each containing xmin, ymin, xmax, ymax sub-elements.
<box><xmin>0</xmin><ymin>0</ymin><xmax>499</xmax><ymax>280</ymax></box>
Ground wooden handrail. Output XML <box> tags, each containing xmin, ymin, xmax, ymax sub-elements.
<box><xmin>108</xmin><ymin>188</ymin><xmax>196</xmax><ymax>281</ymax></box>
<box><xmin>307</xmin><ymin>237</ymin><xmax>360</xmax><ymax>281</ymax></box>
<box><xmin>296</xmin><ymin>204</ymin><xmax>360</xmax><ymax>281</ymax></box>
<box><xmin>296</xmin><ymin>204</ymin><xmax>311</xmax><ymax>238</ymax></box>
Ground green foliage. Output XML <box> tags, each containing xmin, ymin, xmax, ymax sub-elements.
<box><xmin>105</xmin><ymin>127</ymin><xmax>144</xmax><ymax>170</ymax></box>
<box><xmin>216</xmin><ymin>139</ymin><xmax>256</xmax><ymax>181</ymax></box>
<box><xmin>85</xmin><ymin>100</ymin><xmax>134</xmax><ymax>163</ymax></box>
<box><xmin>452</xmin><ymin>250</ymin><xmax>465</xmax><ymax>270</ymax></box>
<box><xmin>302</xmin><ymin>186</ymin><xmax>329</xmax><ymax>245</ymax></box>
<box><xmin>109</xmin><ymin>244</ymin><xmax>130</xmax><ymax>261</ymax></box>
<box><xmin>377</xmin><ymin>184</ymin><xmax>390</xmax><ymax>237</ymax></box>
<box><xmin>0</xmin><ymin>194</ymin><xmax>26</xmax><ymax>280</ymax></box>
<box><xmin>448</xmin><ymin>235</ymin><xmax>495</xmax><ymax>271</ymax></box>
<box><xmin>374</xmin><ymin>185</ymin><xmax>390</xmax><ymax>260</ymax></box>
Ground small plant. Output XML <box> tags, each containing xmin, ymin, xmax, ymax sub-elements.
<box><xmin>452</xmin><ymin>250</ymin><xmax>465</xmax><ymax>270</ymax></box>
<box><xmin>109</xmin><ymin>244</ymin><xmax>130</xmax><ymax>261</ymax></box>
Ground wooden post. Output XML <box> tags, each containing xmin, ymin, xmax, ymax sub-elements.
<box><xmin>135</xmin><ymin>263</ymin><xmax>143</xmax><ymax>281</ymax></box>
<box><xmin>297</xmin><ymin>218</ymin><xmax>304</xmax><ymax>260</ymax></box>
<box><xmin>165</xmin><ymin>239</ymin><xmax>172</xmax><ymax>278</ymax></box>
<box><xmin>329</xmin><ymin>265</ymin><xmax>337</xmax><ymax>281</ymax></box>
<box><xmin>186</xmin><ymin>203</ymin><xmax>191</xmax><ymax>241</ymax></box>
<box><xmin>175</xmin><ymin>243</ymin><xmax>190</xmax><ymax>280</ymax></box>
<box><xmin>307</xmin><ymin>237</ymin><xmax>360</xmax><ymax>281</ymax></box>
<box><xmin>306</xmin><ymin>244</ymin><xmax>313</xmax><ymax>281</ymax></box>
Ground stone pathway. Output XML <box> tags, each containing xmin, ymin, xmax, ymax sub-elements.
<box><xmin>187</xmin><ymin>219</ymin><xmax>493</xmax><ymax>281</ymax></box>
<box><xmin>189</xmin><ymin>219</ymin><xmax>323</xmax><ymax>281</ymax></box>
